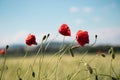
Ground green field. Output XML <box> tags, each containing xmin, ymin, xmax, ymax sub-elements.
<box><xmin>0</xmin><ymin>53</ymin><xmax>120</xmax><ymax>80</ymax></box>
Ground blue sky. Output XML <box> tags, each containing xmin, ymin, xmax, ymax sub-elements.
<box><xmin>0</xmin><ymin>0</ymin><xmax>120</xmax><ymax>47</ymax></box>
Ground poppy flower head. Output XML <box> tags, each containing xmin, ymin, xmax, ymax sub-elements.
<box><xmin>76</xmin><ymin>30</ymin><xmax>89</xmax><ymax>47</ymax></box>
<box><xmin>58</xmin><ymin>24</ymin><xmax>71</xmax><ymax>36</ymax></box>
<box><xmin>0</xmin><ymin>49</ymin><xmax>6</xmax><ymax>55</ymax></box>
<box><xmin>26</xmin><ymin>34</ymin><xmax>37</xmax><ymax>46</ymax></box>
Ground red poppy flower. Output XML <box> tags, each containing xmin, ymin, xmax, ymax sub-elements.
<box><xmin>0</xmin><ymin>49</ymin><xmax>6</xmax><ymax>55</ymax></box>
<box><xmin>58</xmin><ymin>24</ymin><xmax>71</xmax><ymax>36</ymax></box>
<box><xmin>25</xmin><ymin>34</ymin><xmax>37</xmax><ymax>46</ymax></box>
<box><xmin>76</xmin><ymin>30</ymin><xmax>89</xmax><ymax>46</ymax></box>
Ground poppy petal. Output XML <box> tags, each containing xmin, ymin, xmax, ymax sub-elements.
<box><xmin>25</xmin><ymin>34</ymin><xmax>37</xmax><ymax>46</ymax></box>
<box><xmin>58</xmin><ymin>24</ymin><xmax>71</xmax><ymax>36</ymax></box>
<box><xmin>76</xmin><ymin>30</ymin><xmax>89</xmax><ymax>46</ymax></box>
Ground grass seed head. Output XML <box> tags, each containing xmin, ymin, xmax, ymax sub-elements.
<box><xmin>84</xmin><ymin>63</ymin><xmax>93</xmax><ymax>74</ymax></box>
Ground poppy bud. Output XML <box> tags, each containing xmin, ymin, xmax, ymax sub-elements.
<box><xmin>95</xmin><ymin>75</ymin><xmax>98</xmax><ymax>80</ymax></box>
<box><xmin>112</xmin><ymin>53</ymin><xmax>115</xmax><ymax>59</ymax></box>
<box><xmin>111</xmin><ymin>77</ymin><xmax>117</xmax><ymax>80</ymax></box>
<box><xmin>19</xmin><ymin>77</ymin><xmax>22</xmax><ymax>80</ymax></box>
<box><xmin>5</xmin><ymin>65</ymin><xmax>8</xmax><ymax>70</ymax></box>
<box><xmin>32</xmin><ymin>71</ymin><xmax>35</xmax><ymax>78</ymax></box>
<box><xmin>108</xmin><ymin>47</ymin><xmax>114</xmax><ymax>54</ymax></box>
<box><xmin>108</xmin><ymin>47</ymin><xmax>115</xmax><ymax>59</ymax></box>
<box><xmin>108</xmin><ymin>49</ymin><xmax>112</xmax><ymax>54</ymax></box>
<box><xmin>95</xmin><ymin>34</ymin><xmax>97</xmax><ymax>39</ymax></box>
<box><xmin>101</xmin><ymin>53</ymin><xmax>106</xmax><ymax>57</ymax></box>
<box><xmin>47</xmin><ymin>33</ymin><xmax>50</xmax><ymax>38</ymax></box>
<box><xmin>42</xmin><ymin>35</ymin><xmax>46</xmax><ymax>41</ymax></box>
<box><xmin>6</xmin><ymin>45</ymin><xmax>9</xmax><ymax>50</ymax></box>
<box><xmin>69</xmin><ymin>48</ymin><xmax>74</xmax><ymax>57</ymax></box>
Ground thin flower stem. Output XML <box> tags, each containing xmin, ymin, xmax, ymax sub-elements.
<box><xmin>33</xmin><ymin>34</ymin><xmax>49</xmax><ymax>67</ymax></box>
<box><xmin>38</xmin><ymin>40</ymin><xmax>43</xmax><ymax>80</ymax></box>
<box><xmin>45</xmin><ymin>33</ymin><xmax>59</xmax><ymax>51</ymax></box>
<box><xmin>90</xmin><ymin>35</ymin><xmax>97</xmax><ymax>47</ymax></box>
<box><xmin>55</xmin><ymin>36</ymin><xmax>65</xmax><ymax>80</ymax></box>
<box><xmin>110</xmin><ymin>59</ymin><xmax>119</xmax><ymax>78</ymax></box>
<box><xmin>23</xmin><ymin>65</ymin><xmax>31</xmax><ymax>79</ymax></box>
<box><xmin>82</xmin><ymin>75</ymin><xmax>95</xmax><ymax>80</ymax></box>
<box><xmin>60</xmin><ymin>36</ymin><xmax>65</xmax><ymax>49</ymax></box>
<box><xmin>69</xmin><ymin>69</ymin><xmax>85</xmax><ymax>80</ymax></box>
<box><xmin>79</xmin><ymin>51</ymin><xmax>88</xmax><ymax>63</ymax></box>
<box><xmin>44</xmin><ymin>36</ymin><xmax>67</xmax><ymax>78</ymax></box>
<box><xmin>93</xmin><ymin>68</ymin><xmax>98</xmax><ymax>75</ymax></box>
<box><xmin>23</xmin><ymin>64</ymin><xmax>36</xmax><ymax>80</ymax></box>
<box><xmin>15</xmin><ymin>46</ymin><xmax>28</xmax><ymax>80</ymax></box>
<box><xmin>19</xmin><ymin>46</ymin><xmax>28</xmax><ymax>67</ymax></box>
<box><xmin>78</xmin><ymin>35</ymin><xmax>98</xmax><ymax>67</ymax></box>
<box><xmin>54</xmin><ymin>40</ymin><xmax>65</xmax><ymax>80</ymax></box>
<box><xmin>55</xmin><ymin>39</ymin><xmax>76</xmax><ymax>80</ymax></box>
<box><xmin>98</xmin><ymin>74</ymin><xmax>112</xmax><ymax>78</ymax></box>
<box><xmin>38</xmin><ymin>38</ymin><xmax>47</xmax><ymax>80</ymax></box>
<box><xmin>0</xmin><ymin>54</ymin><xmax>6</xmax><ymax>80</ymax></box>
<box><xmin>46</xmin><ymin>35</ymin><xmax>74</xmax><ymax>69</ymax></box>
<box><xmin>88</xmin><ymin>54</ymin><xmax>98</xmax><ymax>63</ymax></box>
<box><xmin>32</xmin><ymin>41</ymin><xmax>43</xmax><ymax>67</ymax></box>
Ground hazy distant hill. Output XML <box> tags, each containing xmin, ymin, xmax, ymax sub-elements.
<box><xmin>1</xmin><ymin>42</ymin><xmax>120</xmax><ymax>57</ymax></box>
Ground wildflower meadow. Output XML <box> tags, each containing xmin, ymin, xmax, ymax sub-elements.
<box><xmin>0</xmin><ymin>24</ymin><xmax>120</xmax><ymax>80</ymax></box>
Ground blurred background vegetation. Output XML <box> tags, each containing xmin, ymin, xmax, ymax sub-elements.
<box><xmin>1</xmin><ymin>42</ymin><xmax>120</xmax><ymax>57</ymax></box>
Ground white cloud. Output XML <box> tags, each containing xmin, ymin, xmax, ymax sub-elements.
<box><xmin>70</xmin><ymin>6</ymin><xmax>79</xmax><ymax>13</ymax></box>
<box><xmin>74</xmin><ymin>19</ymin><xmax>84</xmax><ymax>24</ymax></box>
<box><xmin>89</xmin><ymin>27</ymin><xmax>120</xmax><ymax>45</ymax></box>
<box><xmin>92</xmin><ymin>17</ymin><xmax>101</xmax><ymax>23</ymax></box>
<box><xmin>0</xmin><ymin>31</ymin><xmax>28</xmax><ymax>47</ymax></box>
<box><xmin>110</xmin><ymin>3</ymin><xmax>116</xmax><ymax>8</ymax></box>
<box><xmin>82</xmin><ymin>7</ymin><xmax>93</xmax><ymax>13</ymax></box>
<box><xmin>70</xmin><ymin>6</ymin><xmax>93</xmax><ymax>13</ymax></box>
<box><xmin>103</xmin><ymin>3</ymin><xmax>117</xmax><ymax>11</ymax></box>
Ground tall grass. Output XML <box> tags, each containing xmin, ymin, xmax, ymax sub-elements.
<box><xmin>0</xmin><ymin>53</ymin><xmax>120</xmax><ymax>80</ymax></box>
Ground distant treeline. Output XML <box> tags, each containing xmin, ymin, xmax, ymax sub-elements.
<box><xmin>1</xmin><ymin>42</ymin><xmax>120</xmax><ymax>57</ymax></box>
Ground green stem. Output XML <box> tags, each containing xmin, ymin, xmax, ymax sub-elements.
<box><xmin>33</xmin><ymin>34</ymin><xmax>49</xmax><ymax>67</ymax></box>
<box><xmin>98</xmin><ymin>74</ymin><xmax>112</xmax><ymax>78</ymax></box>
<box><xmin>88</xmin><ymin>54</ymin><xmax>98</xmax><ymax>63</ymax></box>
<box><xmin>55</xmin><ymin>38</ymin><xmax>75</xmax><ymax>80</ymax></box>
<box><xmin>38</xmin><ymin>39</ymin><xmax>46</xmax><ymax>80</ymax></box>
<box><xmin>45</xmin><ymin>33</ymin><xmax>59</xmax><ymax>51</ymax></box>
<box><xmin>55</xmin><ymin>36</ymin><xmax>65</xmax><ymax>80</ymax></box>
<box><xmin>19</xmin><ymin>46</ymin><xmax>28</xmax><ymax>67</ymax></box>
<box><xmin>69</xmin><ymin>69</ymin><xmax>84</xmax><ymax>80</ymax></box>
<box><xmin>0</xmin><ymin>53</ymin><xmax>7</xmax><ymax>80</ymax></box>
<box><xmin>32</xmin><ymin>41</ymin><xmax>43</xmax><ymax>67</ymax></box>
<box><xmin>110</xmin><ymin>59</ymin><xmax>118</xmax><ymax>78</ymax></box>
